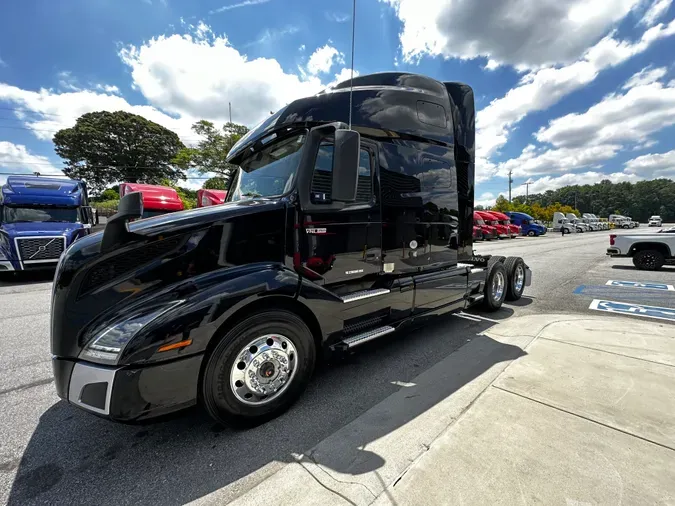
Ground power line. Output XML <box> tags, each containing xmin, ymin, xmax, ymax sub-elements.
<box><xmin>0</xmin><ymin>171</ymin><xmax>225</xmax><ymax>179</ymax></box>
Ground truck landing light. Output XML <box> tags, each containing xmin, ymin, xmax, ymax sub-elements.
<box><xmin>158</xmin><ymin>339</ymin><xmax>193</xmax><ymax>352</ymax></box>
<box><xmin>610</xmin><ymin>234</ymin><xmax>616</xmax><ymax>246</ymax></box>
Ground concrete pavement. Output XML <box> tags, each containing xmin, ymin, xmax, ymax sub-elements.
<box><xmin>229</xmin><ymin>313</ymin><xmax>675</xmax><ymax>506</ymax></box>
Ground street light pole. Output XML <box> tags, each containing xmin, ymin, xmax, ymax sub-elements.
<box><xmin>508</xmin><ymin>169</ymin><xmax>513</xmax><ymax>203</ymax></box>
<box><xmin>523</xmin><ymin>180</ymin><xmax>533</xmax><ymax>203</ymax></box>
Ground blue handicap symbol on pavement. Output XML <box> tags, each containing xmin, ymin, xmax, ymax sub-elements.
<box><xmin>590</xmin><ymin>299</ymin><xmax>675</xmax><ymax>322</ymax></box>
<box><xmin>606</xmin><ymin>280</ymin><xmax>674</xmax><ymax>291</ymax></box>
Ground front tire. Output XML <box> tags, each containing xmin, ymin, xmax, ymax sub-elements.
<box><xmin>527</xmin><ymin>230</ymin><xmax>536</xmax><ymax>237</ymax></box>
<box><xmin>482</xmin><ymin>262</ymin><xmax>507</xmax><ymax>311</ymax></box>
<box><xmin>202</xmin><ymin>310</ymin><xmax>316</xmax><ymax>426</ymax></box>
<box><xmin>632</xmin><ymin>250</ymin><xmax>665</xmax><ymax>271</ymax></box>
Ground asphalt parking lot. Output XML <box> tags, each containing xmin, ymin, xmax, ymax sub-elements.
<box><xmin>1</xmin><ymin>225</ymin><xmax>673</xmax><ymax>505</ymax></box>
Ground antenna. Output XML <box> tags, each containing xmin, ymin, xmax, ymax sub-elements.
<box><xmin>348</xmin><ymin>0</ymin><xmax>356</xmax><ymax>129</ymax></box>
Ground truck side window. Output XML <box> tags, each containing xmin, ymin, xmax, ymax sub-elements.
<box><xmin>310</xmin><ymin>142</ymin><xmax>372</xmax><ymax>204</ymax></box>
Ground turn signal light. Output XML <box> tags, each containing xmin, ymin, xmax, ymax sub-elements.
<box><xmin>158</xmin><ymin>339</ymin><xmax>193</xmax><ymax>352</ymax></box>
<box><xmin>610</xmin><ymin>234</ymin><xmax>616</xmax><ymax>246</ymax></box>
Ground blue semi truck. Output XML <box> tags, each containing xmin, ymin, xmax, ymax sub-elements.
<box><xmin>505</xmin><ymin>211</ymin><xmax>547</xmax><ymax>237</ymax></box>
<box><xmin>0</xmin><ymin>175</ymin><xmax>94</xmax><ymax>272</ymax></box>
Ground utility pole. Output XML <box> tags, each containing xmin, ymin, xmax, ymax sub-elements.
<box><xmin>229</xmin><ymin>102</ymin><xmax>232</xmax><ymax>123</ymax></box>
<box><xmin>508</xmin><ymin>169</ymin><xmax>513</xmax><ymax>203</ymax></box>
<box><xmin>523</xmin><ymin>180</ymin><xmax>533</xmax><ymax>203</ymax></box>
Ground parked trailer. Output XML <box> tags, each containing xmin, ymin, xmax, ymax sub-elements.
<box><xmin>0</xmin><ymin>175</ymin><xmax>94</xmax><ymax>272</ymax></box>
<box><xmin>51</xmin><ymin>72</ymin><xmax>532</xmax><ymax>426</ymax></box>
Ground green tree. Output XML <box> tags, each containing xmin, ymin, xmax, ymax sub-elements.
<box><xmin>53</xmin><ymin>111</ymin><xmax>186</xmax><ymax>193</ymax></box>
<box><xmin>203</xmin><ymin>176</ymin><xmax>229</xmax><ymax>190</ymax></box>
<box><xmin>98</xmin><ymin>188</ymin><xmax>119</xmax><ymax>201</ymax></box>
<box><xmin>172</xmin><ymin>120</ymin><xmax>249</xmax><ymax>179</ymax></box>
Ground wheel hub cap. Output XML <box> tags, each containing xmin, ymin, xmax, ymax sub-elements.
<box><xmin>492</xmin><ymin>271</ymin><xmax>505</xmax><ymax>302</ymax></box>
<box><xmin>514</xmin><ymin>265</ymin><xmax>525</xmax><ymax>292</ymax></box>
<box><xmin>230</xmin><ymin>334</ymin><xmax>298</xmax><ymax>405</ymax></box>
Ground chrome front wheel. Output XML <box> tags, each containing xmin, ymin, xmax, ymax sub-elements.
<box><xmin>230</xmin><ymin>334</ymin><xmax>298</xmax><ymax>406</ymax></box>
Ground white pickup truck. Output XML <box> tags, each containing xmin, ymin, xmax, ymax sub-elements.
<box><xmin>607</xmin><ymin>233</ymin><xmax>675</xmax><ymax>270</ymax></box>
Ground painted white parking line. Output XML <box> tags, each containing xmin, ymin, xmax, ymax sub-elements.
<box><xmin>606</xmin><ymin>280</ymin><xmax>675</xmax><ymax>291</ymax></box>
<box><xmin>453</xmin><ymin>313</ymin><xmax>482</xmax><ymax>322</ymax></box>
<box><xmin>458</xmin><ymin>312</ymin><xmax>502</xmax><ymax>323</ymax></box>
<box><xmin>589</xmin><ymin>299</ymin><xmax>675</xmax><ymax>322</ymax></box>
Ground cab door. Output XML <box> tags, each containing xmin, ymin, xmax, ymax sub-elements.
<box><xmin>299</xmin><ymin>140</ymin><xmax>381</xmax><ymax>287</ymax></box>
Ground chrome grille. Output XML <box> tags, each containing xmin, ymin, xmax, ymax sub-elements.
<box><xmin>17</xmin><ymin>236</ymin><xmax>65</xmax><ymax>263</ymax></box>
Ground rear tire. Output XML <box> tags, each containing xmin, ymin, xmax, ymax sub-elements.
<box><xmin>488</xmin><ymin>255</ymin><xmax>506</xmax><ymax>268</ymax></box>
<box><xmin>504</xmin><ymin>257</ymin><xmax>526</xmax><ymax>301</ymax></box>
<box><xmin>482</xmin><ymin>262</ymin><xmax>507</xmax><ymax>311</ymax></box>
<box><xmin>202</xmin><ymin>310</ymin><xmax>316</xmax><ymax>426</ymax></box>
<box><xmin>632</xmin><ymin>250</ymin><xmax>665</xmax><ymax>271</ymax></box>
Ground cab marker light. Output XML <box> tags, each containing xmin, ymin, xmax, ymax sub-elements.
<box><xmin>158</xmin><ymin>339</ymin><xmax>193</xmax><ymax>352</ymax></box>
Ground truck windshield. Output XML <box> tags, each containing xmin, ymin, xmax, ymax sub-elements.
<box><xmin>475</xmin><ymin>218</ymin><xmax>485</xmax><ymax>225</ymax></box>
<box><xmin>228</xmin><ymin>133</ymin><xmax>305</xmax><ymax>202</ymax></box>
<box><xmin>2</xmin><ymin>206</ymin><xmax>79</xmax><ymax>223</ymax></box>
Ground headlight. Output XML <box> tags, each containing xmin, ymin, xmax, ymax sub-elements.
<box><xmin>80</xmin><ymin>302</ymin><xmax>182</xmax><ymax>365</ymax></box>
<box><xmin>0</xmin><ymin>234</ymin><xmax>9</xmax><ymax>260</ymax></box>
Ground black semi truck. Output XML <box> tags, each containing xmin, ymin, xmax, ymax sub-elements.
<box><xmin>51</xmin><ymin>72</ymin><xmax>531</xmax><ymax>425</ymax></box>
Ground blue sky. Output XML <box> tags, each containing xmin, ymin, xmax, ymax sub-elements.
<box><xmin>1</xmin><ymin>0</ymin><xmax>675</xmax><ymax>204</ymax></box>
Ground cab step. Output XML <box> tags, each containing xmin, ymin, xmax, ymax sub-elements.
<box><xmin>340</xmin><ymin>288</ymin><xmax>390</xmax><ymax>303</ymax></box>
<box><xmin>339</xmin><ymin>325</ymin><xmax>396</xmax><ymax>349</ymax></box>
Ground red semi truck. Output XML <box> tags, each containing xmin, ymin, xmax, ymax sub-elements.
<box><xmin>473</xmin><ymin>211</ymin><xmax>497</xmax><ymax>240</ymax></box>
<box><xmin>119</xmin><ymin>183</ymin><xmax>184</xmax><ymax>218</ymax></box>
<box><xmin>489</xmin><ymin>210</ymin><xmax>520</xmax><ymax>239</ymax></box>
<box><xmin>197</xmin><ymin>189</ymin><xmax>228</xmax><ymax>207</ymax></box>
<box><xmin>476</xmin><ymin>210</ymin><xmax>509</xmax><ymax>239</ymax></box>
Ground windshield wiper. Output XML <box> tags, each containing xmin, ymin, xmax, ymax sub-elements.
<box><xmin>242</xmin><ymin>192</ymin><xmax>263</xmax><ymax>198</ymax></box>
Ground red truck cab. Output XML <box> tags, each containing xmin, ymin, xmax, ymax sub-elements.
<box><xmin>197</xmin><ymin>189</ymin><xmax>227</xmax><ymax>207</ymax></box>
<box><xmin>119</xmin><ymin>183</ymin><xmax>184</xmax><ymax>218</ymax></box>
<box><xmin>473</xmin><ymin>211</ymin><xmax>497</xmax><ymax>240</ymax></box>
<box><xmin>477</xmin><ymin>210</ymin><xmax>509</xmax><ymax>239</ymax></box>
<box><xmin>489</xmin><ymin>210</ymin><xmax>520</xmax><ymax>238</ymax></box>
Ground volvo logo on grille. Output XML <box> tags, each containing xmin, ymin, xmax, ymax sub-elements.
<box><xmin>38</xmin><ymin>246</ymin><xmax>46</xmax><ymax>252</ymax></box>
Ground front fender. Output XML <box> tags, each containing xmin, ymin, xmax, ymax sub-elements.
<box><xmin>116</xmin><ymin>263</ymin><xmax>337</xmax><ymax>365</ymax></box>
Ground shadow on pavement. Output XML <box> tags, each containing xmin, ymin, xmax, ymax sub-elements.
<box><xmin>8</xmin><ymin>314</ymin><xmax>526</xmax><ymax>505</ymax></box>
<box><xmin>504</xmin><ymin>296</ymin><xmax>534</xmax><ymax>307</ymax></box>
<box><xmin>0</xmin><ymin>271</ymin><xmax>54</xmax><ymax>287</ymax></box>
<box><xmin>466</xmin><ymin>305</ymin><xmax>515</xmax><ymax>321</ymax></box>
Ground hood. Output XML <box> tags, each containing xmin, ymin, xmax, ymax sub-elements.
<box><xmin>1</xmin><ymin>221</ymin><xmax>84</xmax><ymax>237</ymax></box>
<box><xmin>51</xmin><ymin>198</ymin><xmax>288</xmax><ymax>358</ymax></box>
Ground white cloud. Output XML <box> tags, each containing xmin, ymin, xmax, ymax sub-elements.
<box><xmin>640</xmin><ymin>0</ymin><xmax>672</xmax><ymax>26</ymax></box>
<box><xmin>0</xmin><ymin>82</ymin><xmax>197</xmax><ymax>144</ymax></box>
<box><xmin>497</xmin><ymin>144</ymin><xmax>623</xmax><ymax>178</ymax></box>
<box><xmin>210</xmin><ymin>0</ymin><xmax>271</xmax><ymax>14</ymax></box>
<box><xmin>624</xmin><ymin>149</ymin><xmax>675</xmax><ymax>177</ymax></box>
<box><xmin>306</xmin><ymin>44</ymin><xmax>345</xmax><ymax>76</ymax></box>
<box><xmin>299</xmin><ymin>44</ymin><xmax>306</xmax><ymax>51</ymax></box>
<box><xmin>94</xmin><ymin>84</ymin><xmax>121</xmax><ymax>94</ymax></box>
<box><xmin>382</xmin><ymin>0</ymin><xmax>643</xmax><ymax>68</ymax></box>
<box><xmin>119</xmin><ymin>27</ymin><xmax>326</xmax><ymax>126</ymax></box>
<box><xmin>476</xmin><ymin>19</ymin><xmax>675</xmax><ymax>169</ymax></box>
<box><xmin>57</xmin><ymin>71</ymin><xmax>80</xmax><ymax>92</ymax></box>
<box><xmin>252</xmin><ymin>25</ymin><xmax>299</xmax><ymax>45</ymax></box>
<box><xmin>622</xmin><ymin>66</ymin><xmax>668</xmax><ymax>88</ymax></box>
<box><xmin>475</xmin><ymin>191</ymin><xmax>496</xmax><ymax>208</ymax></box>
<box><xmin>327</xmin><ymin>67</ymin><xmax>359</xmax><ymax>88</ymax></box>
<box><xmin>536</xmin><ymin>81</ymin><xmax>675</xmax><ymax>149</ymax></box>
<box><xmin>0</xmin><ymin>55</ymin><xmax>6</xmax><ymax>67</ymax></box>
<box><xmin>0</xmin><ymin>142</ymin><xmax>62</xmax><ymax>184</ymax></box>
<box><xmin>510</xmin><ymin>171</ymin><xmax>642</xmax><ymax>196</ymax></box>
<box><xmin>325</xmin><ymin>12</ymin><xmax>350</xmax><ymax>23</ymax></box>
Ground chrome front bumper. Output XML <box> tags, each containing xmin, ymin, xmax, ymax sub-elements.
<box><xmin>0</xmin><ymin>261</ymin><xmax>15</xmax><ymax>271</ymax></box>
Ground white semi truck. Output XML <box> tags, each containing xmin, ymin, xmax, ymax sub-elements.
<box><xmin>553</xmin><ymin>212</ymin><xmax>576</xmax><ymax>234</ymax></box>
<box><xmin>565</xmin><ymin>213</ymin><xmax>589</xmax><ymax>232</ymax></box>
